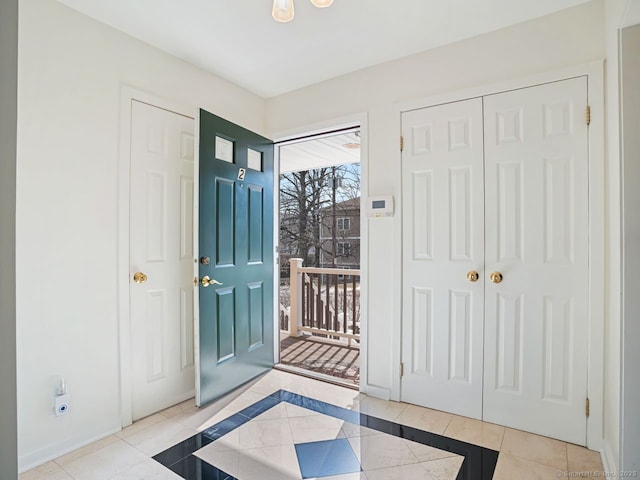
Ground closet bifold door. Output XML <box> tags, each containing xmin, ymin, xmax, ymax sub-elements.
<box><xmin>482</xmin><ymin>77</ymin><xmax>589</xmax><ymax>445</ymax></box>
<box><xmin>400</xmin><ymin>97</ymin><xmax>485</xmax><ymax>419</ymax></box>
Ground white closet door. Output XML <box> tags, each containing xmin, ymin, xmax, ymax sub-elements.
<box><xmin>401</xmin><ymin>98</ymin><xmax>485</xmax><ymax>419</ymax></box>
<box><xmin>130</xmin><ymin>101</ymin><xmax>195</xmax><ymax>421</ymax></box>
<box><xmin>482</xmin><ymin>77</ymin><xmax>589</xmax><ymax>444</ymax></box>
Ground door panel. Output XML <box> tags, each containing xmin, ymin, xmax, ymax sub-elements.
<box><xmin>196</xmin><ymin>109</ymin><xmax>274</xmax><ymax>406</ymax></box>
<box><xmin>483</xmin><ymin>77</ymin><xmax>589</xmax><ymax>444</ymax></box>
<box><xmin>401</xmin><ymin>98</ymin><xmax>485</xmax><ymax>419</ymax></box>
<box><xmin>130</xmin><ymin>101</ymin><xmax>195</xmax><ymax>420</ymax></box>
<box><xmin>400</xmin><ymin>77</ymin><xmax>590</xmax><ymax>444</ymax></box>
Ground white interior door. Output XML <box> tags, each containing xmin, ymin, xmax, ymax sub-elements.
<box><xmin>482</xmin><ymin>77</ymin><xmax>589</xmax><ymax>444</ymax></box>
<box><xmin>130</xmin><ymin>100</ymin><xmax>195</xmax><ymax>421</ymax></box>
<box><xmin>401</xmin><ymin>98</ymin><xmax>485</xmax><ymax>419</ymax></box>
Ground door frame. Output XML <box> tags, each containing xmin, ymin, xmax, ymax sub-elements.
<box><xmin>117</xmin><ymin>86</ymin><xmax>196</xmax><ymax>427</ymax></box>
<box><xmin>271</xmin><ymin>112</ymin><xmax>370</xmax><ymax>392</ymax></box>
<box><xmin>396</xmin><ymin>61</ymin><xmax>605</xmax><ymax>450</ymax></box>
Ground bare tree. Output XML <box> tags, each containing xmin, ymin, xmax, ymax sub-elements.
<box><xmin>280</xmin><ymin>168</ymin><xmax>331</xmax><ymax>267</ymax></box>
<box><xmin>279</xmin><ymin>163</ymin><xmax>360</xmax><ymax>271</ymax></box>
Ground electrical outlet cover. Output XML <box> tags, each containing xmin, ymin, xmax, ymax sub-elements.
<box><xmin>55</xmin><ymin>394</ymin><xmax>70</xmax><ymax>416</ymax></box>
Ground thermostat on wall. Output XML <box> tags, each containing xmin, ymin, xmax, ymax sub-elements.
<box><xmin>366</xmin><ymin>196</ymin><xmax>394</xmax><ymax>218</ymax></box>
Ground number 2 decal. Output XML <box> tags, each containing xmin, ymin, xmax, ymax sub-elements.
<box><xmin>237</xmin><ymin>168</ymin><xmax>246</xmax><ymax>181</ymax></box>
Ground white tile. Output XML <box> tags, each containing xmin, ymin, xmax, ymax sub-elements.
<box><xmin>116</xmin><ymin>412</ymin><xmax>168</xmax><ymax>440</ymax></box>
<box><xmin>364</xmin><ymin>462</ymin><xmax>432</xmax><ymax>480</ymax></box>
<box><xmin>196</xmin><ymin>444</ymin><xmax>301</xmax><ymax>480</ymax></box>
<box><xmin>567</xmin><ymin>443</ymin><xmax>604</xmax><ymax>474</ymax></box>
<box><xmin>288</xmin><ymin>414</ymin><xmax>345</xmax><ymax>444</ymax></box>
<box><xmin>204</xmin><ymin>417</ymin><xmax>294</xmax><ymax>452</ymax></box>
<box><xmin>237</xmin><ymin>417</ymin><xmax>294</xmax><ymax>448</ymax></box>
<box><xmin>284</xmin><ymin>403</ymin><xmax>324</xmax><ymax>419</ymax></box>
<box><xmin>394</xmin><ymin>405</ymin><xmax>453</xmax><ymax>434</ymax></box>
<box><xmin>353</xmin><ymin>396</ymin><xmax>407</xmax><ymax>422</ymax></box>
<box><xmin>235</xmin><ymin>445</ymin><xmax>302</xmax><ymax>480</ymax></box>
<box><xmin>171</xmin><ymin>390</ymin><xmax>267</xmax><ymax>432</ymax></box>
<box><xmin>348</xmin><ymin>433</ymin><xmax>419</xmax><ymax>471</ymax></box>
<box><xmin>365</xmin><ymin>456</ymin><xmax>463</xmax><ymax>480</ymax></box>
<box><xmin>339</xmin><ymin>422</ymin><xmax>380</xmax><ymax>438</ymax></box>
<box><xmin>121</xmin><ymin>418</ymin><xmax>197</xmax><ymax>456</ymax></box>
<box><xmin>404</xmin><ymin>440</ymin><xmax>461</xmax><ymax>463</ymax></box>
<box><xmin>420</xmin><ymin>456</ymin><xmax>465</xmax><ymax>479</ymax></box>
<box><xmin>252</xmin><ymin>402</ymin><xmax>290</xmax><ymax>421</ymax></box>
<box><xmin>107</xmin><ymin>458</ymin><xmax>183</xmax><ymax>479</ymax></box>
<box><xmin>19</xmin><ymin>461</ymin><xmax>73</xmax><ymax>480</ymax></box>
<box><xmin>195</xmin><ymin>449</ymin><xmax>239</xmax><ymax>478</ymax></box>
<box><xmin>492</xmin><ymin>453</ymin><xmax>564</xmax><ymax>480</ymax></box>
<box><xmin>250</xmin><ymin>371</ymin><xmax>359</xmax><ymax>409</ymax></box>
<box><xmin>55</xmin><ymin>435</ymin><xmax>120</xmax><ymax>467</ymax></box>
<box><xmin>312</xmin><ymin>473</ymin><xmax>368</xmax><ymax>480</ymax></box>
<box><xmin>57</xmin><ymin>439</ymin><xmax>150</xmax><ymax>480</ymax></box>
<box><xmin>442</xmin><ymin>415</ymin><xmax>505</xmax><ymax>450</ymax></box>
<box><xmin>501</xmin><ymin>428</ymin><xmax>568</xmax><ymax>471</ymax></box>
<box><xmin>159</xmin><ymin>399</ymin><xmax>196</xmax><ymax>418</ymax></box>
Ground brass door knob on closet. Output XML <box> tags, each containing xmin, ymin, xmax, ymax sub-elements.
<box><xmin>467</xmin><ymin>271</ymin><xmax>479</xmax><ymax>282</ymax></box>
<box><xmin>490</xmin><ymin>272</ymin><xmax>503</xmax><ymax>284</ymax></box>
<box><xmin>133</xmin><ymin>272</ymin><xmax>148</xmax><ymax>284</ymax></box>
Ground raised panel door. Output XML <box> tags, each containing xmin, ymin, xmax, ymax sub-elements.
<box><xmin>401</xmin><ymin>98</ymin><xmax>485</xmax><ymax>419</ymax></box>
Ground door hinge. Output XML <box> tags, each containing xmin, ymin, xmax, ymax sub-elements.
<box><xmin>400</xmin><ymin>135</ymin><xmax>404</xmax><ymax>152</ymax></box>
<box><xmin>400</xmin><ymin>363</ymin><xmax>404</xmax><ymax>377</ymax></box>
<box><xmin>586</xmin><ymin>397</ymin><xmax>590</xmax><ymax>417</ymax></box>
<box><xmin>586</xmin><ymin>105</ymin><xmax>591</xmax><ymax>126</ymax></box>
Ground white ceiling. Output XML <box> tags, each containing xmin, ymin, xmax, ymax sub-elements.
<box><xmin>58</xmin><ymin>0</ymin><xmax>591</xmax><ymax>98</ymax></box>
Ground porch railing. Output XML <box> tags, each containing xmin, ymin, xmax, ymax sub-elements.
<box><xmin>288</xmin><ymin>258</ymin><xmax>360</xmax><ymax>341</ymax></box>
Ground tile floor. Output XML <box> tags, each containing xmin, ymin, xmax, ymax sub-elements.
<box><xmin>20</xmin><ymin>370</ymin><xmax>605</xmax><ymax>480</ymax></box>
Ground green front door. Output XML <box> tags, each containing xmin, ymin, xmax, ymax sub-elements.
<box><xmin>197</xmin><ymin>109</ymin><xmax>274</xmax><ymax>406</ymax></box>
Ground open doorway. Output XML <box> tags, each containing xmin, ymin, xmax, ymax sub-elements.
<box><xmin>276</xmin><ymin>128</ymin><xmax>361</xmax><ymax>387</ymax></box>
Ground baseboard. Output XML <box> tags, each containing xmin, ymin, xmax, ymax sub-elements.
<box><xmin>18</xmin><ymin>420</ymin><xmax>121</xmax><ymax>473</ymax></box>
<box><xmin>601</xmin><ymin>440</ymin><xmax>618</xmax><ymax>474</ymax></box>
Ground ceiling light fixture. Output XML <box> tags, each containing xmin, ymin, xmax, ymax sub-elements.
<box><xmin>310</xmin><ymin>0</ymin><xmax>334</xmax><ymax>7</ymax></box>
<box><xmin>272</xmin><ymin>0</ymin><xmax>334</xmax><ymax>23</ymax></box>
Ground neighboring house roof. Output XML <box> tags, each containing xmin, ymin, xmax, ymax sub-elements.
<box><xmin>319</xmin><ymin>197</ymin><xmax>360</xmax><ymax>212</ymax></box>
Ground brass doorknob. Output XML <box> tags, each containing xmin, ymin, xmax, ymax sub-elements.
<box><xmin>201</xmin><ymin>276</ymin><xmax>223</xmax><ymax>287</ymax></box>
<box><xmin>490</xmin><ymin>272</ymin><xmax>503</xmax><ymax>284</ymax></box>
<box><xmin>467</xmin><ymin>271</ymin><xmax>479</xmax><ymax>282</ymax></box>
<box><xmin>133</xmin><ymin>272</ymin><xmax>148</xmax><ymax>284</ymax></box>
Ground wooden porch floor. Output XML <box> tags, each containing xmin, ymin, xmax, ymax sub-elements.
<box><xmin>279</xmin><ymin>333</ymin><xmax>360</xmax><ymax>386</ymax></box>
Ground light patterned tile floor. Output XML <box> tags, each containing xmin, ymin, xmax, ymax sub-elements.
<box><xmin>20</xmin><ymin>370</ymin><xmax>605</xmax><ymax>480</ymax></box>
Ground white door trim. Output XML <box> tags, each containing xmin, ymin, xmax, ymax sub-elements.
<box><xmin>118</xmin><ymin>86</ymin><xmax>196</xmax><ymax>427</ymax></box>
<box><xmin>270</xmin><ymin>112</ymin><xmax>370</xmax><ymax>394</ymax></box>
<box><xmin>395</xmin><ymin>61</ymin><xmax>605</xmax><ymax>450</ymax></box>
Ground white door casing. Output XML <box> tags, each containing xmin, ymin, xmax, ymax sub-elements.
<box><xmin>482</xmin><ymin>77</ymin><xmax>589</xmax><ymax>444</ymax></box>
<box><xmin>130</xmin><ymin>100</ymin><xmax>195</xmax><ymax>421</ymax></box>
<box><xmin>401</xmin><ymin>98</ymin><xmax>485</xmax><ymax>419</ymax></box>
<box><xmin>400</xmin><ymin>77</ymin><xmax>590</xmax><ymax>444</ymax></box>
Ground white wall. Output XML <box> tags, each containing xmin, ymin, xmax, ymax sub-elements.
<box><xmin>602</xmin><ymin>0</ymin><xmax>631</xmax><ymax>472</ymax></box>
<box><xmin>620</xmin><ymin>21</ymin><xmax>640</xmax><ymax>474</ymax></box>
<box><xmin>16</xmin><ymin>0</ymin><xmax>267</xmax><ymax>470</ymax></box>
<box><xmin>267</xmin><ymin>0</ymin><xmax>606</xmax><ymax>402</ymax></box>
<box><xmin>0</xmin><ymin>0</ymin><xmax>18</xmax><ymax>478</ymax></box>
